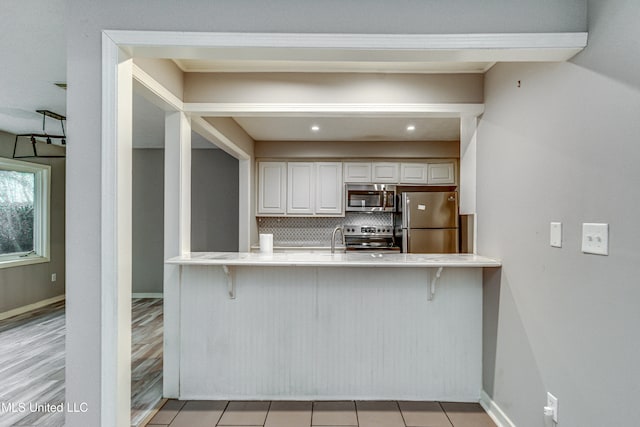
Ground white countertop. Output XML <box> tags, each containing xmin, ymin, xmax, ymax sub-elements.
<box><xmin>249</xmin><ymin>245</ymin><xmax>335</xmax><ymax>252</ymax></box>
<box><xmin>166</xmin><ymin>252</ymin><xmax>501</xmax><ymax>268</ymax></box>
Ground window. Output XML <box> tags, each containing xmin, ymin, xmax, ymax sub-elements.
<box><xmin>0</xmin><ymin>158</ymin><xmax>50</xmax><ymax>268</ymax></box>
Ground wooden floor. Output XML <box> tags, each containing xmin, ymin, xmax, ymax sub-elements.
<box><xmin>0</xmin><ymin>300</ymin><xmax>65</xmax><ymax>427</ymax></box>
<box><xmin>131</xmin><ymin>298</ymin><xmax>164</xmax><ymax>426</ymax></box>
<box><xmin>0</xmin><ymin>298</ymin><xmax>164</xmax><ymax>427</ymax></box>
<box><xmin>145</xmin><ymin>400</ymin><xmax>497</xmax><ymax>427</ymax></box>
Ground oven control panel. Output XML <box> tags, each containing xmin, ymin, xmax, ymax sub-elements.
<box><xmin>343</xmin><ymin>225</ymin><xmax>394</xmax><ymax>236</ymax></box>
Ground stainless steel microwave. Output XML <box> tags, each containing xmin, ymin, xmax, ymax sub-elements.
<box><xmin>345</xmin><ymin>184</ymin><xmax>396</xmax><ymax>212</ymax></box>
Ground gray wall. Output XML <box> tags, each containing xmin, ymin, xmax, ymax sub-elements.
<box><xmin>132</xmin><ymin>148</ymin><xmax>238</xmax><ymax>294</ymax></box>
<box><xmin>132</xmin><ymin>149</ymin><xmax>164</xmax><ymax>294</ymax></box>
<box><xmin>478</xmin><ymin>1</ymin><xmax>640</xmax><ymax>426</ymax></box>
<box><xmin>66</xmin><ymin>1</ymin><xmax>587</xmax><ymax>425</ymax></box>
<box><xmin>0</xmin><ymin>131</ymin><xmax>65</xmax><ymax>313</ymax></box>
<box><xmin>191</xmin><ymin>149</ymin><xmax>239</xmax><ymax>252</ymax></box>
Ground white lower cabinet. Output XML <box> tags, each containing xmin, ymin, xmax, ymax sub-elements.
<box><xmin>287</xmin><ymin>162</ymin><xmax>314</xmax><ymax>214</ymax></box>
<box><xmin>257</xmin><ymin>162</ymin><xmax>286</xmax><ymax>214</ymax></box>
<box><xmin>315</xmin><ymin>162</ymin><xmax>343</xmax><ymax>215</ymax></box>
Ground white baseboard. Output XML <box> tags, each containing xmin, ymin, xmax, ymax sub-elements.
<box><xmin>480</xmin><ymin>390</ymin><xmax>517</xmax><ymax>427</ymax></box>
<box><xmin>0</xmin><ymin>294</ymin><xmax>65</xmax><ymax>321</ymax></box>
<box><xmin>132</xmin><ymin>293</ymin><xmax>163</xmax><ymax>299</ymax></box>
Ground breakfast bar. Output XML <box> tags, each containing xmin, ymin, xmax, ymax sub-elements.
<box><xmin>166</xmin><ymin>252</ymin><xmax>500</xmax><ymax>401</ymax></box>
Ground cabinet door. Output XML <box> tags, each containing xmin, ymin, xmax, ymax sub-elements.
<box><xmin>372</xmin><ymin>162</ymin><xmax>399</xmax><ymax>183</ymax></box>
<box><xmin>427</xmin><ymin>162</ymin><xmax>456</xmax><ymax>185</ymax></box>
<box><xmin>315</xmin><ymin>162</ymin><xmax>343</xmax><ymax>215</ymax></box>
<box><xmin>400</xmin><ymin>163</ymin><xmax>428</xmax><ymax>184</ymax></box>
<box><xmin>343</xmin><ymin>162</ymin><xmax>372</xmax><ymax>183</ymax></box>
<box><xmin>258</xmin><ymin>162</ymin><xmax>286</xmax><ymax>214</ymax></box>
<box><xmin>287</xmin><ymin>162</ymin><xmax>314</xmax><ymax>214</ymax></box>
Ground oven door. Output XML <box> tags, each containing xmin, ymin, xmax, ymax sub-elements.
<box><xmin>344</xmin><ymin>236</ymin><xmax>400</xmax><ymax>252</ymax></box>
<box><xmin>346</xmin><ymin>245</ymin><xmax>401</xmax><ymax>253</ymax></box>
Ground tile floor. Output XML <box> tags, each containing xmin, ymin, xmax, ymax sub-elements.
<box><xmin>145</xmin><ymin>399</ymin><xmax>496</xmax><ymax>427</ymax></box>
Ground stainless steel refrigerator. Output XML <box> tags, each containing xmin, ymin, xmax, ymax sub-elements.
<box><xmin>396</xmin><ymin>191</ymin><xmax>459</xmax><ymax>253</ymax></box>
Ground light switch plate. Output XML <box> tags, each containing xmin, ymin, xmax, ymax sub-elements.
<box><xmin>582</xmin><ymin>223</ymin><xmax>609</xmax><ymax>255</ymax></box>
<box><xmin>547</xmin><ymin>392</ymin><xmax>559</xmax><ymax>423</ymax></box>
<box><xmin>550</xmin><ymin>222</ymin><xmax>562</xmax><ymax>248</ymax></box>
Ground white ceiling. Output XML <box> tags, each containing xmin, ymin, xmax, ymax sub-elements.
<box><xmin>1</xmin><ymin>5</ymin><xmax>586</xmax><ymax>148</ymax></box>
<box><xmin>0</xmin><ymin>2</ymin><xmax>466</xmax><ymax>147</ymax></box>
<box><xmin>233</xmin><ymin>116</ymin><xmax>460</xmax><ymax>142</ymax></box>
<box><xmin>0</xmin><ymin>1</ymin><xmax>66</xmax><ymax>136</ymax></box>
<box><xmin>0</xmin><ymin>3</ymin><xmax>465</xmax><ymax>147</ymax></box>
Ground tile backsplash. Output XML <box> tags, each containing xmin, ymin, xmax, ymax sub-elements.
<box><xmin>257</xmin><ymin>213</ymin><xmax>393</xmax><ymax>247</ymax></box>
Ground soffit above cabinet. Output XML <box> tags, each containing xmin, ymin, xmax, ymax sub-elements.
<box><xmin>233</xmin><ymin>117</ymin><xmax>461</xmax><ymax>142</ymax></box>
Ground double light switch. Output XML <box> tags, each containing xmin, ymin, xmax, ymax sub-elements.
<box><xmin>581</xmin><ymin>223</ymin><xmax>609</xmax><ymax>255</ymax></box>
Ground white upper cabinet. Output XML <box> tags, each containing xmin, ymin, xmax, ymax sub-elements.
<box><xmin>258</xmin><ymin>162</ymin><xmax>286</xmax><ymax>214</ymax></box>
<box><xmin>400</xmin><ymin>163</ymin><xmax>429</xmax><ymax>184</ymax></box>
<box><xmin>315</xmin><ymin>162</ymin><xmax>343</xmax><ymax>215</ymax></box>
<box><xmin>259</xmin><ymin>161</ymin><xmax>344</xmax><ymax>216</ymax></box>
<box><xmin>258</xmin><ymin>159</ymin><xmax>456</xmax><ymax>216</ymax></box>
<box><xmin>343</xmin><ymin>162</ymin><xmax>372</xmax><ymax>183</ymax></box>
<box><xmin>372</xmin><ymin>162</ymin><xmax>399</xmax><ymax>183</ymax></box>
<box><xmin>287</xmin><ymin>162</ymin><xmax>315</xmax><ymax>214</ymax></box>
<box><xmin>427</xmin><ymin>162</ymin><xmax>456</xmax><ymax>185</ymax></box>
<box><xmin>345</xmin><ymin>162</ymin><xmax>400</xmax><ymax>183</ymax></box>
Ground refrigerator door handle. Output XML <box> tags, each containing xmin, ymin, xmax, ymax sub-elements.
<box><xmin>402</xmin><ymin>194</ymin><xmax>409</xmax><ymax>229</ymax></box>
<box><xmin>402</xmin><ymin>228</ymin><xmax>409</xmax><ymax>253</ymax></box>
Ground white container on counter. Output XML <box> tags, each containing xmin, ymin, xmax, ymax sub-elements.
<box><xmin>259</xmin><ymin>233</ymin><xmax>274</xmax><ymax>253</ymax></box>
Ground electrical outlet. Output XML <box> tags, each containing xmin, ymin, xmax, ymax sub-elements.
<box><xmin>51</xmin><ymin>273</ymin><xmax>57</xmax><ymax>282</ymax></box>
<box><xmin>547</xmin><ymin>392</ymin><xmax>558</xmax><ymax>423</ymax></box>
<box><xmin>581</xmin><ymin>223</ymin><xmax>609</xmax><ymax>255</ymax></box>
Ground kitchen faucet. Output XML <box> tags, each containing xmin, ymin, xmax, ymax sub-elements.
<box><xmin>331</xmin><ymin>226</ymin><xmax>345</xmax><ymax>254</ymax></box>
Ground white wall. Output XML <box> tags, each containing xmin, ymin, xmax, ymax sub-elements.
<box><xmin>478</xmin><ymin>1</ymin><xmax>640</xmax><ymax>425</ymax></box>
<box><xmin>66</xmin><ymin>1</ymin><xmax>586</xmax><ymax>425</ymax></box>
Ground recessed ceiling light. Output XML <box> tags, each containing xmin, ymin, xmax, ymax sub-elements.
<box><xmin>406</xmin><ymin>125</ymin><xmax>416</xmax><ymax>132</ymax></box>
<box><xmin>311</xmin><ymin>125</ymin><xmax>320</xmax><ymax>132</ymax></box>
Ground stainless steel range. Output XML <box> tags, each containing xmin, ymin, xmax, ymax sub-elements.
<box><xmin>343</xmin><ymin>224</ymin><xmax>400</xmax><ymax>252</ymax></box>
